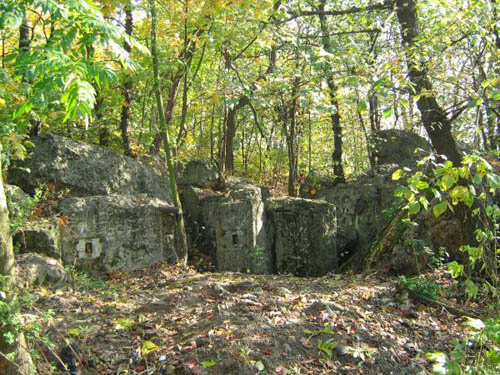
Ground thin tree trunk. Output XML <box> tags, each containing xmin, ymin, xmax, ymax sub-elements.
<box><xmin>224</xmin><ymin>97</ymin><xmax>249</xmax><ymax>172</ymax></box>
<box><xmin>150</xmin><ymin>0</ymin><xmax>188</xmax><ymax>263</ymax></box>
<box><xmin>210</xmin><ymin>103</ymin><xmax>215</xmax><ymax>163</ymax></box>
<box><xmin>356</xmin><ymin>90</ymin><xmax>375</xmax><ymax>169</ymax></box>
<box><xmin>287</xmin><ymin>82</ymin><xmax>298</xmax><ymax>196</ymax></box>
<box><xmin>318</xmin><ymin>0</ymin><xmax>345</xmax><ymax>182</ymax></box>
<box><xmin>120</xmin><ymin>2</ymin><xmax>133</xmax><ymax>156</ymax></box>
<box><xmin>95</xmin><ymin>94</ymin><xmax>108</xmax><ymax>146</ymax></box>
<box><xmin>396</xmin><ymin>0</ymin><xmax>462</xmax><ymax>165</ymax></box>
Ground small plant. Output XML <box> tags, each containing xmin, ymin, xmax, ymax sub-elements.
<box><xmin>317</xmin><ymin>339</ymin><xmax>338</xmax><ymax>358</ymax></box>
<box><xmin>6</xmin><ymin>186</ymin><xmax>43</xmax><ymax>234</ymax></box>
<box><xmin>70</xmin><ymin>269</ymin><xmax>107</xmax><ymax>290</ymax></box>
<box><xmin>0</xmin><ymin>276</ymin><xmax>20</xmax><ymax>356</ymax></box>
<box><xmin>250</xmin><ymin>246</ymin><xmax>265</xmax><ymax>260</ymax></box>
<box><xmin>399</xmin><ymin>275</ymin><xmax>442</xmax><ymax>299</ymax></box>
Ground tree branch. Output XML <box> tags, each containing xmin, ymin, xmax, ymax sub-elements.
<box><xmin>282</xmin><ymin>1</ymin><xmax>391</xmax><ymax>24</ymax></box>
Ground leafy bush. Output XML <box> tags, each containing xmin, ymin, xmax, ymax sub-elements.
<box><xmin>399</xmin><ymin>275</ymin><xmax>442</xmax><ymax>299</ymax></box>
<box><xmin>427</xmin><ymin>316</ymin><xmax>500</xmax><ymax>374</ymax></box>
<box><xmin>392</xmin><ymin>152</ymin><xmax>499</xmax><ymax>302</ymax></box>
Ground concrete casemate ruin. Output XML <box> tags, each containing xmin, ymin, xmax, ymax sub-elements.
<box><xmin>9</xmin><ymin>130</ymin><xmax>434</xmax><ymax>277</ymax></box>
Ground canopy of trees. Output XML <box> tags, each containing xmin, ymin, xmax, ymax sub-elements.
<box><xmin>0</xmin><ymin>0</ymin><xmax>497</xmax><ymax>193</ymax></box>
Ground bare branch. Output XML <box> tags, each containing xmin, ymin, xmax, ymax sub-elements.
<box><xmin>282</xmin><ymin>1</ymin><xmax>392</xmax><ymax>24</ymax></box>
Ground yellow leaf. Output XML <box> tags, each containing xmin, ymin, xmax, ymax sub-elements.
<box><xmin>68</xmin><ymin>328</ymin><xmax>81</xmax><ymax>337</ymax></box>
<box><xmin>141</xmin><ymin>341</ymin><xmax>160</xmax><ymax>356</ymax></box>
<box><xmin>392</xmin><ymin>169</ymin><xmax>403</xmax><ymax>181</ymax></box>
<box><xmin>39</xmin><ymin>286</ymin><xmax>51</xmax><ymax>298</ymax></box>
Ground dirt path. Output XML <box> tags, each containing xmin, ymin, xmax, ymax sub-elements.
<box><xmin>25</xmin><ymin>264</ymin><xmax>477</xmax><ymax>374</ymax></box>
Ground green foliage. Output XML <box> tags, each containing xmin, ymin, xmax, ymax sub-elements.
<box><xmin>427</xmin><ymin>316</ymin><xmax>500</xmax><ymax>375</ymax></box>
<box><xmin>0</xmin><ymin>0</ymin><xmax>126</xmax><ymax>163</ymax></box>
<box><xmin>399</xmin><ymin>275</ymin><xmax>442</xmax><ymax>300</ymax></box>
<box><xmin>70</xmin><ymin>269</ymin><xmax>106</xmax><ymax>290</ymax></box>
<box><xmin>6</xmin><ymin>187</ymin><xmax>43</xmax><ymax>234</ymax></box>
<box><xmin>393</xmin><ymin>152</ymin><xmax>499</xmax><ymax>301</ymax></box>
<box><xmin>0</xmin><ymin>275</ymin><xmax>20</xmax><ymax>347</ymax></box>
<box><xmin>317</xmin><ymin>339</ymin><xmax>338</xmax><ymax>358</ymax></box>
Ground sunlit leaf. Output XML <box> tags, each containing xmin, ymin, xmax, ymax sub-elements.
<box><xmin>201</xmin><ymin>360</ymin><xmax>216</xmax><ymax>368</ymax></box>
<box><xmin>392</xmin><ymin>169</ymin><xmax>404</xmax><ymax>181</ymax></box>
<box><xmin>141</xmin><ymin>340</ymin><xmax>160</xmax><ymax>356</ymax></box>
<box><xmin>432</xmin><ymin>200</ymin><xmax>448</xmax><ymax>217</ymax></box>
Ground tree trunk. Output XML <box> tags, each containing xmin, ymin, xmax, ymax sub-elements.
<box><xmin>326</xmin><ymin>78</ymin><xmax>345</xmax><ymax>181</ymax></box>
<box><xmin>150</xmin><ymin>0</ymin><xmax>188</xmax><ymax>263</ymax></box>
<box><xmin>0</xmin><ymin>146</ymin><xmax>33</xmax><ymax>375</ymax></box>
<box><xmin>224</xmin><ymin>96</ymin><xmax>249</xmax><ymax>172</ymax></box>
<box><xmin>286</xmin><ymin>80</ymin><xmax>299</xmax><ymax>196</ymax></box>
<box><xmin>120</xmin><ymin>2</ymin><xmax>133</xmax><ymax>156</ymax></box>
<box><xmin>318</xmin><ymin>0</ymin><xmax>345</xmax><ymax>181</ymax></box>
<box><xmin>396</xmin><ymin>0</ymin><xmax>462</xmax><ymax>165</ymax></box>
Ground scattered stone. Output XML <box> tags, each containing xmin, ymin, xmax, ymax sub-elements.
<box><xmin>182</xmin><ymin>160</ymin><xmax>219</xmax><ymax>188</ymax></box>
<box><xmin>17</xmin><ymin>252</ymin><xmax>66</xmax><ymax>286</ymax></box>
<box><xmin>8</xmin><ymin>133</ymin><xmax>171</xmax><ymax>201</ymax></box>
<box><xmin>369</xmin><ymin>129</ymin><xmax>431</xmax><ymax>166</ymax></box>
<box><xmin>14</xmin><ymin>221</ymin><xmax>61</xmax><ymax>259</ymax></box>
<box><xmin>5</xmin><ymin>184</ymin><xmax>29</xmax><ymax>204</ymax></box>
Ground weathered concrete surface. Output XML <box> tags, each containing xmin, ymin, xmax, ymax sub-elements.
<box><xmin>58</xmin><ymin>194</ymin><xmax>177</xmax><ymax>272</ymax></box>
<box><xmin>182</xmin><ymin>160</ymin><xmax>219</xmax><ymax>188</ymax></box>
<box><xmin>14</xmin><ymin>221</ymin><xmax>61</xmax><ymax>259</ymax></box>
<box><xmin>16</xmin><ymin>253</ymin><xmax>66</xmax><ymax>286</ymax></box>
<box><xmin>215</xmin><ymin>182</ymin><xmax>271</xmax><ymax>274</ymax></box>
<box><xmin>316</xmin><ymin>182</ymin><xmax>395</xmax><ymax>254</ymax></box>
<box><xmin>183</xmin><ymin>185</ymin><xmax>222</xmax><ymax>259</ymax></box>
<box><xmin>8</xmin><ymin>133</ymin><xmax>172</xmax><ymax>201</ymax></box>
<box><xmin>5</xmin><ymin>184</ymin><xmax>31</xmax><ymax>223</ymax></box>
<box><xmin>370</xmin><ymin>129</ymin><xmax>431</xmax><ymax>166</ymax></box>
<box><xmin>266</xmin><ymin>197</ymin><xmax>337</xmax><ymax>277</ymax></box>
<box><xmin>5</xmin><ymin>184</ymin><xmax>29</xmax><ymax>204</ymax></box>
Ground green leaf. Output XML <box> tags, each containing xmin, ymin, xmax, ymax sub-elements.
<box><xmin>408</xmin><ymin>201</ymin><xmax>421</xmax><ymax>215</ymax></box>
<box><xmin>467</xmin><ymin>98</ymin><xmax>483</xmax><ymax>108</ymax></box>
<box><xmin>201</xmin><ymin>360</ymin><xmax>217</xmax><ymax>368</ymax></box>
<box><xmin>464</xmin><ymin>280</ymin><xmax>478</xmax><ymax>299</ymax></box>
<box><xmin>383</xmin><ymin>107</ymin><xmax>393</xmax><ymax>118</ymax></box>
<box><xmin>447</xmin><ymin>261</ymin><xmax>464</xmax><ymax>278</ymax></box>
<box><xmin>432</xmin><ymin>200</ymin><xmax>448</xmax><ymax>217</ymax></box>
<box><xmin>490</xmin><ymin>90</ymin><xmax>500</xmax><ymax>100</ymax></box>
<box><xmin>415</xmin><ymin>180</ymin><xmax>429</xmax><ymax>190</ymax></box>
<box><xmin>472</xmin><ymin>175</ymin><xmax>482</xmax><ymax>185</ymax></box>
<box><xmin>486</xmin><ymin>173</ymin><xmax>500</xmax><ymax>191</ymax></box>
<box><xmin>68</xmin><ymin>328</ymin><xmax>81</xmax><ymax>337</ymax></box>
<box><xmin>357</xmin><ymin>101</ymin><xmax>367</xmax><ymax>113</ymax></box>
<box><xmin>254</xmin><ymin>361</ymin><xmax>265</xmax><ymax>371</ymax></box>
<box><xmin>440</xmin><ymin>173</ymin><xmax>456</xmax><ymax>191</ymax></box>
<box><xmin>12</xmin><ymin>101</ymin><xmax>33</xmax><ymax>120</ymax></box>
<box><xmin>392</xmin><ymin>169</ymin><xmax>404</xmax><ymax>181</ymax></box>
<box><xmin>419</xmin><ymin>196</ymin><xmax>429</xmax><ymax>210</ymax></box>
<box><xmin>449</xmin><ymin>185</ymin><xmax>469</xmax><ymax>204</ymax></box>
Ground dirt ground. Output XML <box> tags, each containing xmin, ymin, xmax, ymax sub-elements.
<box><xmin>23</xmin><ymin>264</ymin><xmax>483</xmax><ymax>375</ymax></box>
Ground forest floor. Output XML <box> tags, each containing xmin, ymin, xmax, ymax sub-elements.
<box><xmin>24</xmin><ymin>263</ymin><xmax>487</xmax><ymax>375</ymax></box>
